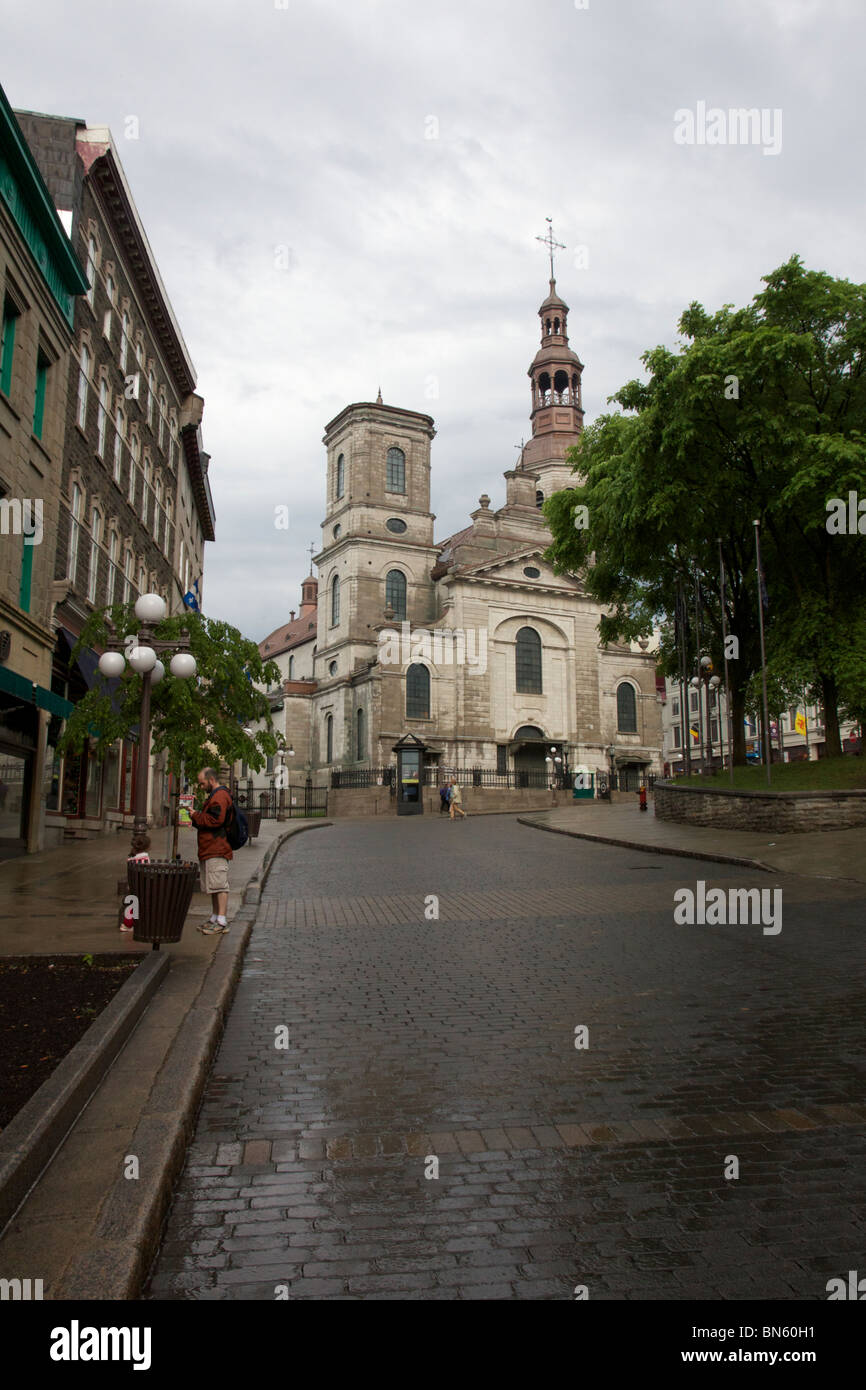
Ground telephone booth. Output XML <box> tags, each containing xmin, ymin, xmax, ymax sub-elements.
<box><xmin>393</xmin><ymin>733</ymin><xmax>427</xmax><ymax>815</ymax></box>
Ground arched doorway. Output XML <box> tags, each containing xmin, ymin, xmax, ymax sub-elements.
<box><xmin>512</xmin><ymin>725</ymin><xmax>548</xmax><ymax>785</ymax></box>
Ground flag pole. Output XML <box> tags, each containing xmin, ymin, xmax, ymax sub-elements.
<box><xmin>753</xmin><ymin>519</ymin><xmax>772</xmax><ymax>787</ymax></box>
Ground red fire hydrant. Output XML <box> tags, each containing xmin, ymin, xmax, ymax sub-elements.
<box><xmin>639</xmin><ymin>786</ymin><xmax>648</xmax><ymax>812</ymax></box>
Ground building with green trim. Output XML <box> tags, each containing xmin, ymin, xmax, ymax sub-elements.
<box><xmin>0</xmin><ymin>83</ymin><xmax>88</xmax><ymax>857</ymax></box>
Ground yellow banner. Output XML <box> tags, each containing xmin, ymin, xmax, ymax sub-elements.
<box><xmin>795</xmin><ymin>711</ymin><xmax>807</xmax><ymax>736</ymax></box>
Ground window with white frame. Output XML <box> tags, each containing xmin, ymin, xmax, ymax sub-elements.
<box><xmin>68</xmin><ymin>483</ymin><xmax>83</xmax><ymax>583</ymax></box>
<box><xmin>76</xmin><ymin>344</ymin><xmax>90</xmax><ymax>429</ymax></box>
<box><xmin>128</xmin><ymin>434</ymin><xmax>139</xmax><ymax>506</ymax></box>
<box><xmin>106</xmin><ymin>529</ymin><xmax>118</xmax><ymax>606</ymax></box>
<box><xmin>164</xmin><ymin>495</ymin><xmax>173</xmax><ymax>557</ymax></box>
<box><xmin>168</xmin><ymin>417</ymin><xmax>177</xmax><ymax>471</ymax></box>
<box><xmin>120</xmin><ymin>310</ymin><xmax>130</xmax><ymax>372</ymax></box>
<box><xmin>103</xmin><ymin>274</ymin><xmax>115</xmax><ymax>340</ymax></box>
<box><xmin>113</xmin><ymin>408</ymin><xmax>124</xmax><ymax>484</ymax></box>
<box><xmin>97</xmin><ymin>378</ymin><xmax>109</xmax><ymax>457</ymax></box>
<box><xmin>146</xmin><ymin>368</ymin><xmax>155</xmax><ymax>428</ymax></box>
<box><xmin>123</xmin><ymin>548</ymin><xmax>134</xmax><ymax>602</ymax></box>
<box><xmin>88</xmin><ymin>508</ymin><xmax>102</xmax><ymax>603</ymax></box>
<box><xmin>179</xmin><ymin>538</ymin><xmax>185</xmax><ymax>589</ymax></box>
<box><xmin>158</xmin><ymin>390</ymin><xmax>166</xmax><ymax>450</ymax></box>
<box><xmin>142</xmin><ymin>456</ymin><xmax>151</xmax><ymax>527</ymax></box>
<box><xmin>85</xmin><ymin>235</ymin><xmax>98</xmax><ymax>308</ymax></box>
<box><xmin>153</xmin><ymin>475</ymin><xmax>162</xmax><ymax>541</ymax></box>
<box><xmin>137</xmin><ymin>563</ymin><xmax>146</xmax><ymax>596</ymax></box>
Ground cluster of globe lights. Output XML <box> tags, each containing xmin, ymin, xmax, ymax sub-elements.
<box><xmin>97</xmin><ymin>594</ymin><xmax>197</xmax><ymax>684</ymax></box>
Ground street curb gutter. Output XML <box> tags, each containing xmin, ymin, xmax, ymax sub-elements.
<box><xmin>242</xmin><ymin>820</ymin><xmax>333</xmax><ymax>904</ymax></box>
<box><xmin>0</xmin><ymin>950</ymin><xmax>169</xmax><ymax>1237</ymax></box>
<box><xmin>55</xmin><ymin>818</ymin><xmax>334</xmax><ymax>1300</ymax></box>
<box><xmin>518</xmin><ymin>814</ymin><xmax>775</xmax><ymax>874</ymax></box>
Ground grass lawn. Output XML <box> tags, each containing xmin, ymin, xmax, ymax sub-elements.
<box><xmin>678</xmin><ymin>756</ymin><xmax>866</xmax><ymax>792</ymax></box>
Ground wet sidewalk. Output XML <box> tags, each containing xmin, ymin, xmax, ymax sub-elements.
<box><xmin>520</xmin><ymin>803</ymin><xmax>866</xmax><ymax>884</ymax></box>
<box><xmin>0</xmin><ymin>821</ymin><xmax>285</xmax><ymax>959</ymax></box>
<box><xmin>0</xmin><ymin>816</ymin><xmax>331</xmax><ymax>1299</ymax></box>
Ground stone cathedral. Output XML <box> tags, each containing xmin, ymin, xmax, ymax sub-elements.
<box><xmin>258</xmin><ymin>272</ymin><xmax>663</xmax><ymax>791</ymax></box>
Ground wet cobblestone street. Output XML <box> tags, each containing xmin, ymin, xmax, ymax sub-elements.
<box><xmin>147</xmin><ymin>817</ymin><xmax>866</xmax><ymax>1300</ymax></box>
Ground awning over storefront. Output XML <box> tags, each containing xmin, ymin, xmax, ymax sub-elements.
<box><xmin>59</xmin><ymin>628</ymin><xmax>101</xmax><ymax>690</ymax></box>
<box><xmin>0</xmin><ymin>664</ymin><xmax>73</xmax><ymax>718</ymax></box>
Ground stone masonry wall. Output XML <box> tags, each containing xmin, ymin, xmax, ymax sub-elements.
<box><xmin>655</xmin><ymin>782</ymin><xmax>866</xmax><ymax>832</ymax></box>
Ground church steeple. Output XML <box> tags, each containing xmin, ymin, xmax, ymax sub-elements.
<box><xmin>521</xmin><ymin>263</ymin><xmax>584</xmax><ymax>477</ymax></box>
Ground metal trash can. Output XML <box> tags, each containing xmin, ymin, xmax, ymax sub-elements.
<box><xmin>127</xmin><ymin>859</ymin><xmax>200</xmax><ymax>948</ymax></box>
<box><xmin>245</xmin><ymin>809</ymin><xmax>262</xmax><ymax>840</ymax></box>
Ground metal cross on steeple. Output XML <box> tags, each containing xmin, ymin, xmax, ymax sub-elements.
<box><xmin>514</xmin><ymin>439</ymin><xmax>526</xmax><ymax>467</ymax></box>
<box><xmin>308</xmin><ymin>541</ymin><xmax>316</xmax><ymax>573</ymax></box>
<box><xmin>536</xmin><ymin>217</ymin><xmax>565</xmax><ymax>279</ymax></box>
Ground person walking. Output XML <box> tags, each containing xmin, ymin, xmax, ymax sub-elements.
<box><xmin>449</xmin><ymin>776</ymin><xmax>466</xmax><ymax>820</ymax></box>
<box><xmin>439</xmin><ymin>781</ymin><xmax>451</xmax><ymax>814</ymax></box>
<box><xmin>190</xmin><ymin>766</ymin><xmax>233</xmax><ymax>934</ymax></box>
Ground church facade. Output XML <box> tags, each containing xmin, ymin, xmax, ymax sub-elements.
<box><xmin>257</xmin><ymin>276</ymin><xmax>662</xmax><ymax>790</ymax></box>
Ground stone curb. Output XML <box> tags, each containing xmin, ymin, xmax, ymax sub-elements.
<box><xmin>54</xmin><ymin>819</ymin><xmax>333</xmax><ymax>1300</ymax></box>
<box><xmin>518</xmin><ymin>814</ymin><xmax>774</xmax><ymax>874</ymax></box>
<box><xmin>0</xmin><ymin>950</ymin><xmax>169</xmax><ymax>1237</ymax></box>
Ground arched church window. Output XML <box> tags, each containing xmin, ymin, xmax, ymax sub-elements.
<box><xmin>356</xmin><ymin>707</ymin><xmax>365</xmax><ymax>761</ymax></box>
<box><xmin>538</xmin><ymin>372</ymin><xmax>551</xmax><ymax>407</ymax></box>
<box><xmin>288</xmin><ymin>655</ymin><xmax>294</xmax><ymax>679</ymax></box>
<box><xmin>330</xmin><ymin>574</ymin><xmax>340</xmax><ymax>626</ymax></box>
<box><xmin>386</xmin><ymin>447</ymin><xmax>406</xmax><ymax>493</ymax></box>
<box><xmin>617</xmin><ymin>682</ymin><xmax>638</xmax><ymax>734</ymax></box>
<box><xmin>386</xmin><ymin>569</ymin><xmax>407</xmax><ymax>619</ymax></box>
<box><xmin>554</xmin><ymin>317</ymin><xmax>560</xmax><ymax>334</ymax></box>
<box><xmin>406</xmin><ymin>664</ymin><xmax>430</xmax><ymax>719</ymax></box>
<box><xmin>554</xmin><ymin>369</ymin><xmax>569</xmax><ymax>403</ymax></box>
<box><xmin>325</xmin><ymin>714</ymin><xmax>333</xmax><ymax>763</ymax></box>
<box><xmin>516</xmin><ymin>627</ymin><xmax>542</xmax><ymax>694</ymax></box>
<box><xmin>545</xmin><ymin>317</ymin><xmax>552</xmax><ymax>336</ymax></box>
<box><xmin>536</xmin><ymin>490</ymin><xmax>544</xmax><ymax>509</ymax></box>
<box><xmin>336</xmin><ymin>453</ymin><xmax>345</xmax><ymax>499</ymax></box>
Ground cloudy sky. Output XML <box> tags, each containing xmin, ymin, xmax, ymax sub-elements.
<box><xmin>4</xmin><ymin>0</ymin><xmax>864</xmax><ymax>640</ymax></box>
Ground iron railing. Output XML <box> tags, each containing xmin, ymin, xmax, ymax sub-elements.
<box><xmin>236</xmin><ymin>781</ymin><xmax>328</xmax><ymax>818</ymax></box>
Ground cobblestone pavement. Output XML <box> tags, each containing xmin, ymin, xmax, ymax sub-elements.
<box><xmin>147</xmin><ymin>816</ymin><xmax>866</xmax><ymax>1300</ymax></box>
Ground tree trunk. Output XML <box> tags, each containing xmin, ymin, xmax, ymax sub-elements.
<box><xmin>820</xmin><ymin>673</ymin><xmax>843</xmax><ymax>757</ymax></box>
<box><xmin>730</xmin><ymin>685</ymin><xmax>748</xmax><ymax>765</ymax></box>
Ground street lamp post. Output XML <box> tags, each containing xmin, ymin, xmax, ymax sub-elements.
<box><xmin>544</xmin><ymin>743</ymin><xmax>569</xmax><ymax>792</ymax></box>
<box><xmin>690</xmin><ymin>657</ymin><xmax>721</xmax><ymax>776</ymax></box>
<box><xmin>98</xmin><ymin>593</ymin><xmax>197</xmax><ymax>854</ymax></box>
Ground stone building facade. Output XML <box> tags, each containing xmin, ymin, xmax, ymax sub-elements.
<box><xmin>0</xmin><ymin>87</ymin><xmax>89</xmax><ymax>856</ymax></box>
<box><xmin>13</xmin><ymin>110</ymin><xmax>215</xmax><ymax>845</ymax></box>
<box><xmin>257</xmin><ymin>277</ymin><xmax>662</xmax><ymax>798</ymax></box>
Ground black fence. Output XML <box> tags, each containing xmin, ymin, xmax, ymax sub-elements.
<box><xmin>236</xmin><ymin>782</ymin><xmax>328</xmax><ymax>819</ymax></box>
<box><xmin>325</xmin><ymin>766</ymin><xmax>658</xmax><ymax>795</ymax></box>
<box><xmin>611</xmin><ymin>770</ymin><xmax>657</xmax><ymax>792</ymax></box>
<box><xmin>331</xmin><ymin>766</ymin><xmax>580</xmax><ymax>791</ymax></box>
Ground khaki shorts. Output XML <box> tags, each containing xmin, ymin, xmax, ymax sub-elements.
<box><xmin>200</xmin><ymin>857</ymin><xmax>230</xmax><ymax>894</ymax></box>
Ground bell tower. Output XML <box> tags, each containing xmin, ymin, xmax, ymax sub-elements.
<box><xmin>521</xmin><ymin>223</ymin><xmax>585</xmax><ymax>498</ymax></box>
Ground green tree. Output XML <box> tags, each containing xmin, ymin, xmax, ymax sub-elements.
<box><xmin>544</xmin><ymin>256</ymin><xmax>866</xmax><ymax>761</ymax></box>
<box><xmin>58</xmin><ymin>604</ymin><xmax>281</xmax><ymax>780</ymax></box>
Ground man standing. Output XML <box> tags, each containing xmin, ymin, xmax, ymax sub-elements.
<box><xmin>190</xmin><ymin>767</ymin><xmax>233</xmax><ymax>934</ymax></box>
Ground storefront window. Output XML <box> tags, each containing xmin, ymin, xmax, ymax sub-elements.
<box><xmin>84</xmin><ymin>743</ymin><xmax>102</xmax><ymax>818</ymax></box>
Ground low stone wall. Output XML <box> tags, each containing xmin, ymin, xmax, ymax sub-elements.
<box><xmin>327</xmin><ymin>786</ymin><xmax>578</xmax><ymax>818</ymax></box>
<box><xmin>654</xmin><ymin>781</ymin><xmax>866</xmax><ymax>833</ymax></box>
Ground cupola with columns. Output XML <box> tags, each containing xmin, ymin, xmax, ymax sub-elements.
<box><xmin>520</xmin><ymin>222</ymin><xmax>585</xmax><ymax>493</ymax></box>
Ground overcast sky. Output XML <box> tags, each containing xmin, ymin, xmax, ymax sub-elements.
<box><xmin>4</xmin><ymin>0</ymin><xmax>864</xmax><ymax>641</ymax></box>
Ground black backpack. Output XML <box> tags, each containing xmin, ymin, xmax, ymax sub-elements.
<box><xmin>215</xmin><ymin>786</ymin><xmax>249</xmax><ymax>850</ymax></box>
